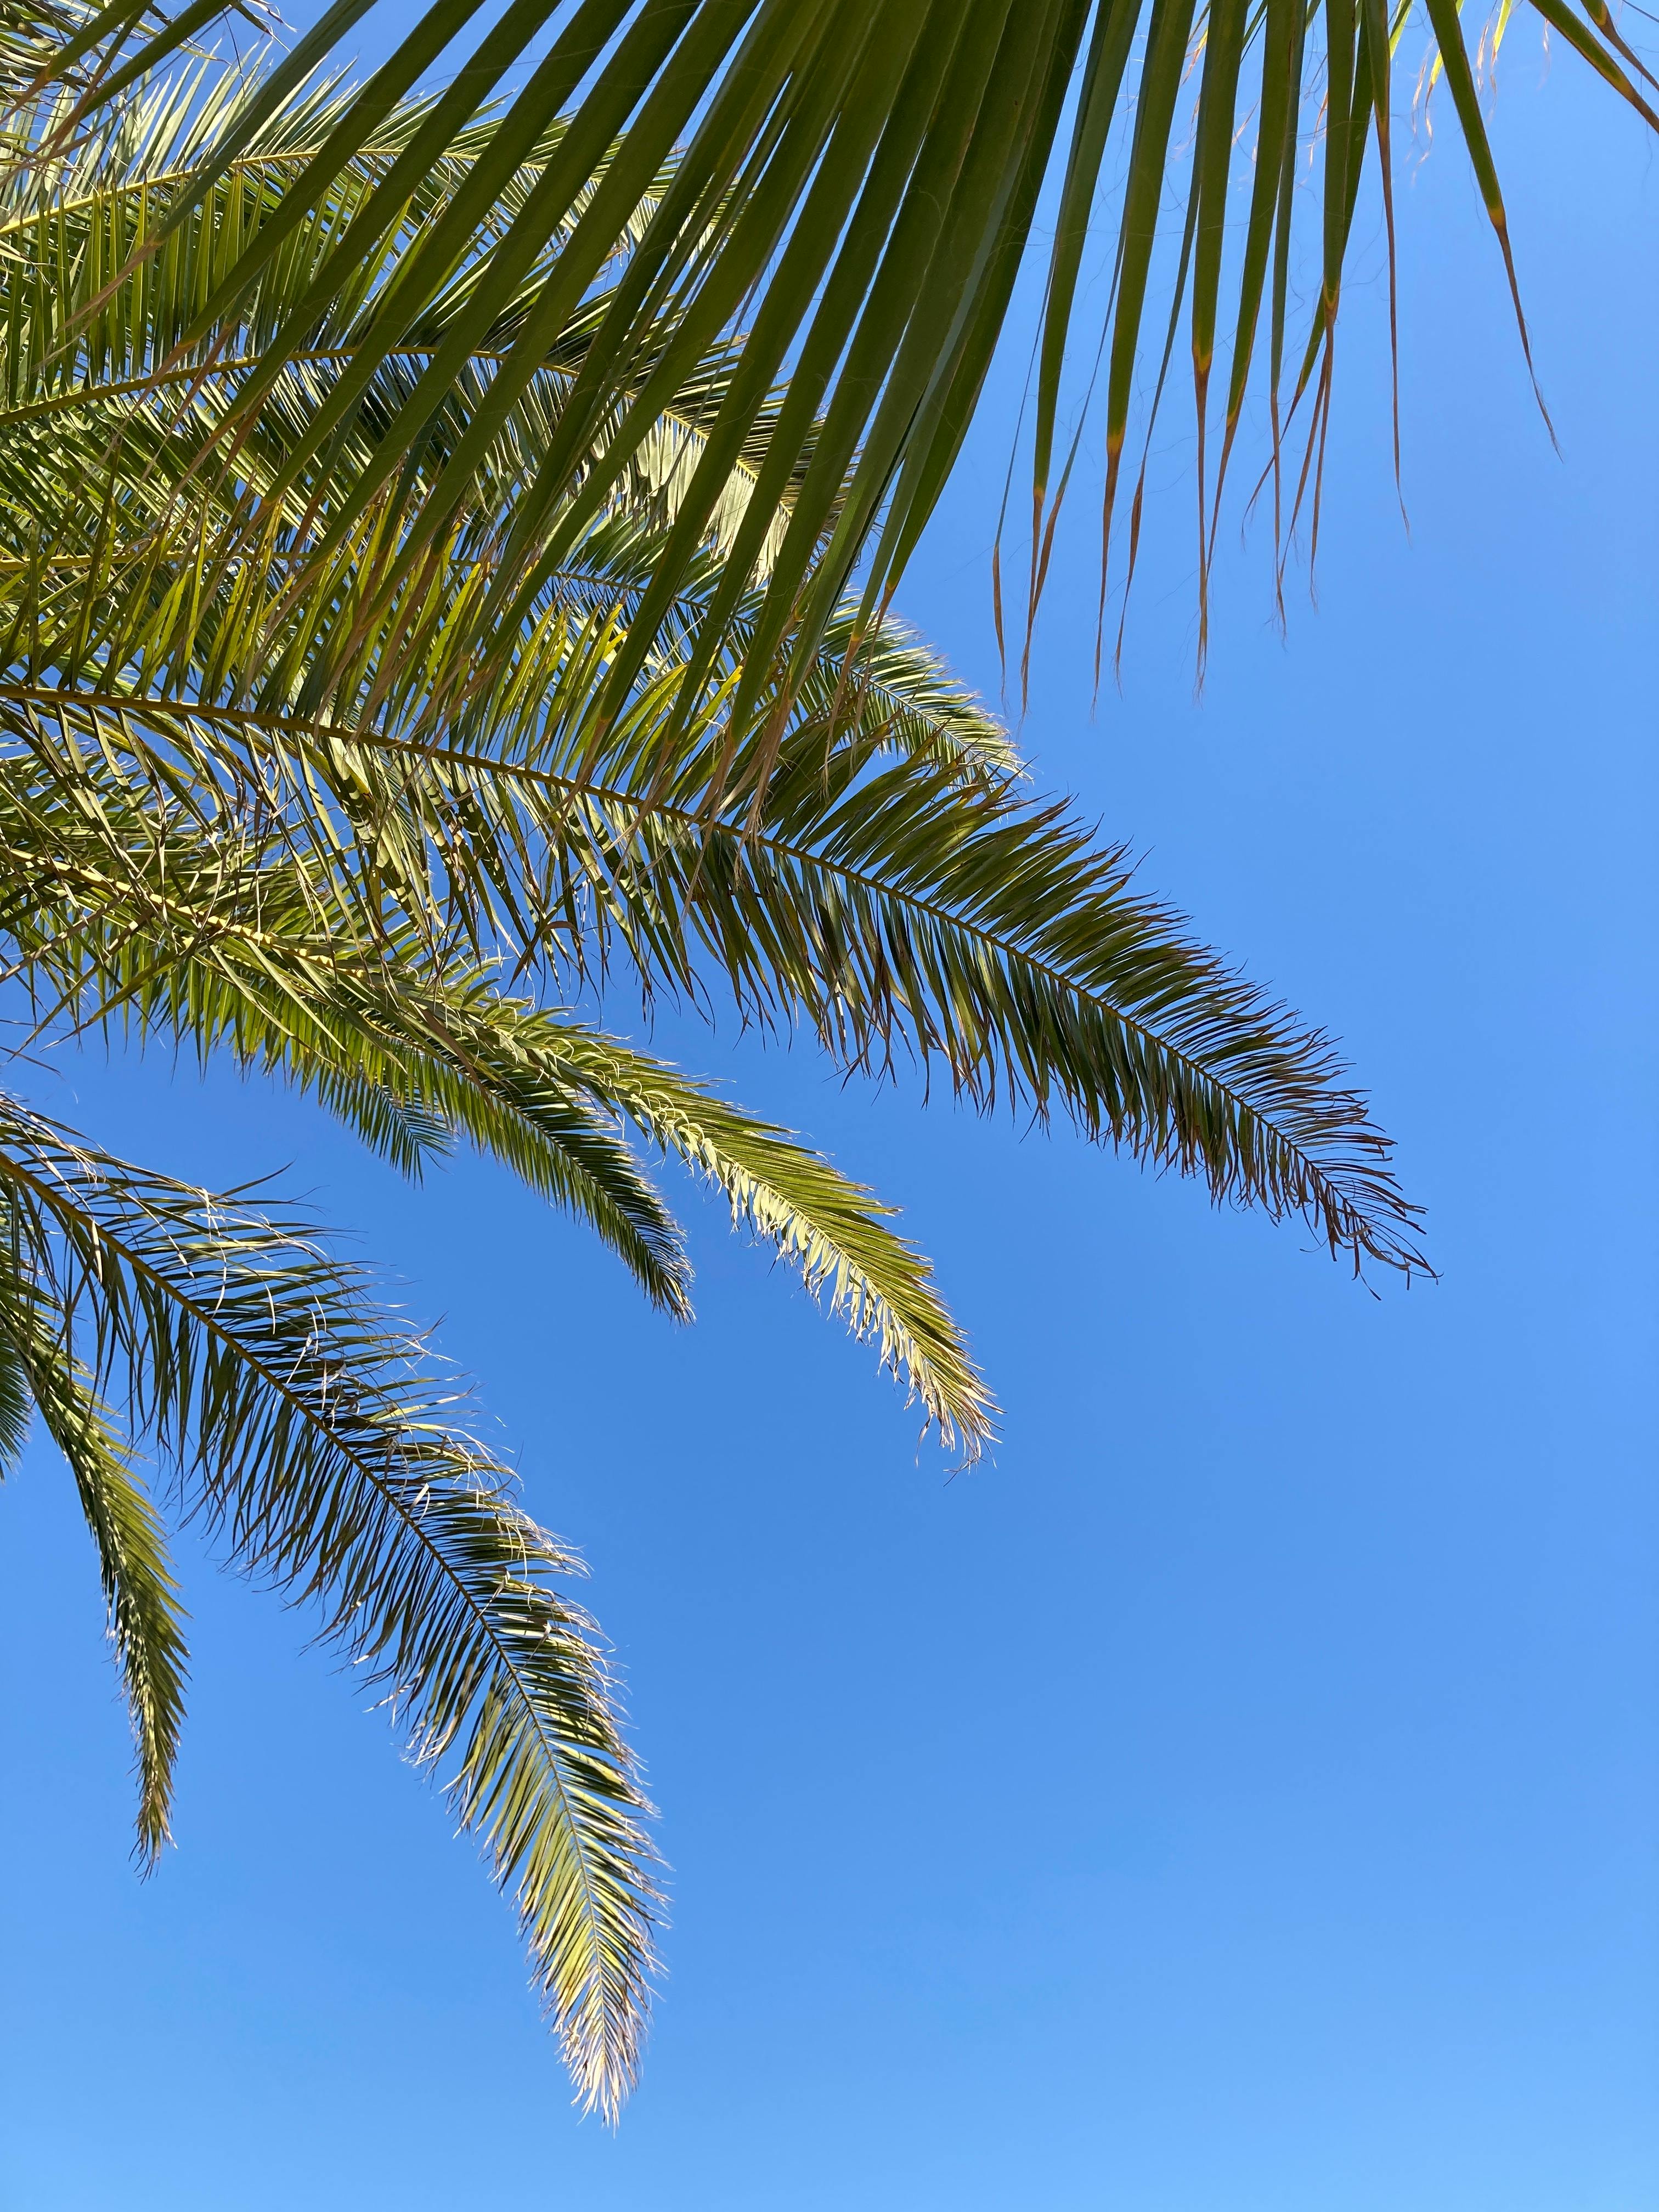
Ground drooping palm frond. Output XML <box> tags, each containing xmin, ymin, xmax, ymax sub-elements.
<box><xmin>0</xmin><ymin>540</ymin><xmax>1427</xmax><ymax>1278</ymax></box>
<box><xmin>20</xmin><ymin>0</ymin><xmax>1655</xmax><ymax>694</ymax></box>
<box><xmin>374</xmin><ymin>692</ymin><xmax>1423</xmax><ymax>1273</ymax></box>
<box><xmin>0</xmin><ymin>672</ymin><xmax>999</xmax><ymax>1443</ymax></box>
<box><xmin>0</xmin><ymin>748</ymin><xmax>699</xmax><ymax>1311</ymax></box>
<box><xmin>0</xmin><ymin>1093</ymin><xmax>658</xmax><ymax>2114</ymax></box>
<box><xmin>0</xmin><ymin>1306</ymin><xmax>188</xmax><ymax>1861</ymax></box>
<box><xmin>514</xmin><ymin>1021</ymin><xmax>997</xmax><ymax>1450</ymax></box>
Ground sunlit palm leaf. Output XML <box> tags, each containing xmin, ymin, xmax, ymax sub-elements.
<box><xmin>0</xmin><ymin>657</ymin><xmax>998</xmax><ymax>1442</ymax></box>
<box><xmin>0</xmin><ymin>772</ymin><xmax>999</xmax><ymax>1438</ymax></box>
<box><xmin>0</xmin><ymin>1093</ymin><xmax>658</xmax><ymax>2114</ymax></box>
<box><xmin>0</xmin><ymin>1305</ymin><xmax>188</xmax><ymax>1862</ymax></box>
<box><xmin>0</xmin><ymin>521</ymin><xmax>1426</xmax><ymax>1272</ymax></box>
<box><xmin>511</xmin><ymin>1020</ymin><xmax>997</xmax><ymax>1451</ymax></box>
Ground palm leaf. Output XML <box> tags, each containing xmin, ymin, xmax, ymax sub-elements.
<box><xmin>0</xmin><ymin>658</ymin><xmax>1425</xmax><ymax>1273</ymax></box>
<box><xmin>0</xmin><ymin>708</ymin><xmax>995</xmax><ymax>1442</ymax></box>
<box><xmin>0</xmin><ymin>1092</ymin><xmax>658</xmax><ymax>2114</ymax></box>
<box><xmin>0</xmin><ymin>1304</ymin><xmax>188</xmax><ymax>1862</ymax></box>
<box><xmin>514</xmin><ymin>1020</ymin><xmax>996</xmax><ymax>1452</ymax></box>
<box><xmin>15</xmin><ymin>0</ymin><xmax>1652</xmax><ymax>682</ymax></box>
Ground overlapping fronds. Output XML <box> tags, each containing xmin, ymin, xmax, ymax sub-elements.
<box><xmin>16</xmin><ymin>0</ymin><xmax>1654</xmax><ymax>697</ymax></box>
<box><xmin>0</xmin><ymin>1094</ymin><xmax>659</xmax><ymax>2112</ymax></box>
<box><xmin>0</xmin><ymin>565</ymin><xmax>1426</xmax><ymax>1276</ymax></box>
<box><xmin>0</xmin><ymin>52</ymin><xmax>797</xmax><ymax>640</ymax></box>
<box><xmin>0</xmin><ymin>9</ymin><xmax>1439</xmax><ymax>2114</ymax></box>
<box><xmin>0</xmin><ymin>656</ymin><xmax>1001</xmax><ymax>1441</ymax></box>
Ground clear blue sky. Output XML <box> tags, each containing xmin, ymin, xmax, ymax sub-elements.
<box><xmin>2</xmin><ymin>33</ymin><xmax>1656</xmax><ymax>2212</ymax></box>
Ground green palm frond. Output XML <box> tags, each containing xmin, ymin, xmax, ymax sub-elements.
<box><xmin>0</xmin><ymin>1092</ymin><xmax>658</xmax><ymax>2114</ymax></box>
<box><xmin>0</xmin><ymin>717</ymin><xmax>995</xmax><ymax>1441</ymax></box>
<box><xmin>0</xmin><ymin>1309</ymin><xmax>188</xmax><ymax>1863</ymax></box>
<box><xmin>0</xmin><ymin>589</ymin><xmax>1424</xmax><ymax>1274</ymax></box>
<box><xmin>0</xmin><ymin>1311</ymin><xmax>30</xmax><ymax>1459</ymax></box>
<box><xmin>0</xmin><ymin>0</ymin><xmax>176</xmax><ymax>114</ymax></box>
<box><xmin>0</xmin><ymin>734</ymin><xmax>697</xmax><ymax>1311</ymax></box>
<box><xmin>508</xmin><ymin>1019</ymin><xmax>996</xmax><ymax>1453</ymax></box>
<box><xmin>0</xmin><ymin>1245</ymin><xmax>188</xmax><ymax>1866</ymax></box>
<box><xmin>20</xmin><ymin>0</ymin><xmax>1653</xmax><ymax>687</ymax></box>
<box><xmin>392</xmin><ymin>702</ymin><xmax>1419</xmax><ymax>1273</ymax></box>
<box><xmin>0</xmin><ymin>58</ymin><xmax>785</xmax><ymax>623</ymax></box>
<box><xmin>0</xmin><ymin>131</ymin><xmax>1402</xmax><ymax>1293</ymax></box>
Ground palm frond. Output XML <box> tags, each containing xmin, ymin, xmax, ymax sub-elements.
<box><xmin>0</xmin><ymin>739</ymin><xmax>995</xmax><ymax>1440</ymax></box>
<box><xmin>0</xmin><ymin>16</ymin><xmax>1444</xmax><ymax>2113</ymax></box>
<box><xmin>0</xmin><ymin>590</ymin><xmax>1424</xmax><ymax>1275</ymax></box>
<box><xmin>0</xmin><ymin>1092</ymin><xmax>658</xmax><ymax>2113</ymax></box>
<box><xmin>17</xmin><ymin>0</ymin><xmax>1652</xmax><ymax>679</ymax></box>
<box><xmin>0</xmin><ymin>633</ymin><xmax>1426</xmax><ymax>1272</ymax></box>
<box><xmin>0</xmin><ymin>49</ymin><xmax>791</xmax><ymax>622</ymax></box>
<box><xmin>505</xmin><ymin>1018</ymin><xmax>996</xmax><ymax>1454</ymax></box>
<box><xmin>0</xmin><ymin>1312</ymin><xmax>32</xmax><ymax>1461</ymax></box>
<box><xmin>0</xmin><ymin>1301</ymin><xmax>188</xmax><ymax>1862</ymax></box>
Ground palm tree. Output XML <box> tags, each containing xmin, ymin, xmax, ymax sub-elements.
<box><xmin>0</xmin><ymin>12</ymin><xmax>1426</xmax><ymax>2113</ymax></box>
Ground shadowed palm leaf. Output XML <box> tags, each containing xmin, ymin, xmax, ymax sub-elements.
<box><xmin>21</xmin><ymin>0</ymin><xmax>1655</xmax><ymax>702</ymax></box>
<box><xmin>0</xmin><ymin>18</ymin><xmax>1427</xmax><ymax>2114</ymax></box>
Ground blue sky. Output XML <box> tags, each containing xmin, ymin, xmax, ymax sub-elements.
<box><xmin>2</xmin><ymin>31</ymin><xmax>1656</xmax><ymax>2212</ymax></box>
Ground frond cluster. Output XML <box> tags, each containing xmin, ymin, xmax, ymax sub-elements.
<box><xmin>20</xmin><ymin>0</ymin><xmax>1643</xmax><ymax>689</ymax></box>
<box><xmin>0</xmin><ymin>1</ymin><xmax>1437</xmax><ymax>2113</ymax></box>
